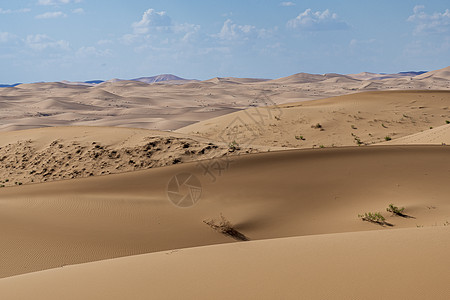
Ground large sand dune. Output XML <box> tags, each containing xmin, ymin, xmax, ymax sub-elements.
<box><xmin>1</xmin><ymin>226</ymin><xmax>448</xmax><ymax>299</ymax></box>
<box><xmin>1</xmin><ymin>68</ymin><xmax>450</xmax><ymax>298</ymax></box>
<box><xmin>178</xmin><ymin>90</ymin><xmax>450</xmax><ymax>148</ymax></box>
<box><xmin>0</xmin><ymin>146</ymin><xmax>449</xmax><ymax>284</ymax></box>
<box><xmin>0</xmin><ymin>126</ymin><xmax>270</xmax><ymax>187</ymax></box>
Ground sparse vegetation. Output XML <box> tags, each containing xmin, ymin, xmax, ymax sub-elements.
<box><xmin>228</xmin><ymin>140</ymin><xmax>240</xmax><ymax>152</ymax></box>
<box><xmin>386</xmin><ymin>203</ymin><xmax>405</xmax><ymax>216</ymax></box>
<box><xmin>446</xmin><ymin>120</ymin><xmax>450</xmax><ymax>124</ymax></box>
<box><xmin>203</xmin><ymin>214</ymin><xmax>249</xmax><ymax>241</ymax></box>
<box><xmin>381</xmin><ymin>123</ymin><xmax>388</xmax><ymax>128</ymax></box>
<box><xmin>351</xmin><ymin>125</ymin><xmax>357</xmax><ymax>129</ymax></box>
<box><xmin>295</xmin><ymin>135</ymin><xmax>305</xmax><ymax>141</ymax></box>
<box><xmin>358</xmin><ymin>212</ymin><xmax>392</xmax><ymax>226</ymax></box>
<box><xmin>384</xmin><ymin>136</ymin><xmax>392</xmax><ymax>141</ymax></box>
<box><xmin>319</xmin><ymin>145</ymin><xmax>325</xmax><ymax>148</ymax></box>
<box><xmin>312</xmin><ymin>123</ymin><xmax>323</xmax><ymax>129</ymax></box>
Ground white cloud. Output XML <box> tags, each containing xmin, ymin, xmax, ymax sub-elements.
<box><xmin>173</xmin><ymin>23</ymin><xmax>201</xmax><ymax>42</ymax></box>
<box><xmin>0</xmin><ymin>32</ymin><xmax>17</xmax><ymax>43</ymax></box>
<box><xmin>0</xmin><ymin>8</ymin><xmax>31</xmax><ymax>14</ymax></box>
<box><xmin>287</xmin><ymin>8</ymin><xmax>349</xmax><ymax>31</ymax></box>
<box><xmin>72</xmin><ymin>8</ymin><xmax>84</xmax><ymax>14</ymax></box>
<box><xmin>132</xmin><ymin>9</ymin><xmax>171</xmax><ymax>35</ymax></box>
<box><xmin>97</xmin><ymin>39</ymin><xmax>113</xmax><ymax>45</ymax></box>
<box><xmin>76</xmin><ymin>46</ymin><xmax>112</xmax><ymax>57</ymax></box>
<box><xmin>36</xmin><ymin>11</ymin><xmax>67</xmax><ymax>19</ymax></box>
<box><xmin>407</xmin><ymin>5</ymin><xmax>450</xmax><ymax>34</ymax></box>
<box><xmin>38</xmin><ymin>0</ymin><xmax>81</xmax><ymax>5</ymax></box>
<box><xmin>281</xmin><ymin>2</ymin><xmax>295</xmax><ymax>6</ymax></box>
<box><xmin>25</xmin><ymin>34</ymin><xmax>70</xmax><ymax>51</ymax></box>
<box><xmin>215</xmin><ymin>19</ymin><xmax>258</xmax><ymax>40</ymax></box>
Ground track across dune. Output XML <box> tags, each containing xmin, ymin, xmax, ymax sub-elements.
<box><xmin>0</xmin><ymin>145</ymin><xmax>449</xmax><ymax>279</ymax></box>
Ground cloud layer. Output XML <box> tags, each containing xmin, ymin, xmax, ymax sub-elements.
<box><xmin>287</xmin><ymin>9</ymin><xmax>349</xmax><ymax>31</ymax></box>
<box><xmin>408</xmin><ymin>5</ymin><xmax>450</xmax><ymax>34</ymax></box>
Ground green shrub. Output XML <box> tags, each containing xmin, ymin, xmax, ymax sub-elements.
<box><xmin>386</xmin><ymin>203</ymin><xmax>405</xmax><ymax>215</ymax></box>
<box><xmin>358</xmin><ymin>212</ymin><xmax>391</xmax><ymax>226</ymax></box>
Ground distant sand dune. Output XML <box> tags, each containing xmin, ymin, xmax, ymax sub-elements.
<box><xmin>178</xmin><ymin>91</ymin><xmax>450</xmax><ymax>148</ymax></box>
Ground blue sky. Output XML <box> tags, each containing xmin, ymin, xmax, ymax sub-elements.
<box><xmin>0</xmin><ymin>0</ymin><xmax>449</xmax><ymax>83</ymax></box>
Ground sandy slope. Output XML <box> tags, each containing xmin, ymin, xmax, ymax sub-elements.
<box><xmin>0</xmin><ymin>126</ymin><xmax>273</xmax><ymax>187</ymax></box>
<box><xmin>1</xmin><ymin>226</ymin><xmax>448</xmax><ymax>300</ymax></box>
<box><xmin>177</xmin><ymin>90</ymin><xmax>450</xmax><ymax>148</ymax></box>
<box><xmin>1</xmin><ymin>145</ymin><xmax>449</xmax><ymax>280</ymax></box>
<box><xmin>379</xmin><ymin>123</ymin><xmax>450</xmax><ymax>145</ymax></box>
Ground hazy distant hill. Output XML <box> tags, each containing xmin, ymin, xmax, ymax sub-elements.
<box><xmin>132</xmin><ymin>74</ymin><xmax>190</xmax><ymax>84</ymax></box>
<box><xmin>0</xmin><ymin>83</ymin><xmax>21</xmax><ymax>88</ymax></box>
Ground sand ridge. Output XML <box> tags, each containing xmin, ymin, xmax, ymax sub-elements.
<box><xmin>1</xmin><ymin>145</ymin><xmax>449</xmax><ymax>280</ymax></box>
<box><xmin>177</xmin><ymin>90</ymin><xmax>450</xmax><ymax>148</ymax></box>
<box><xmin>1</xmin><ymin>67</ymin><xmax>449</xmax><ymax>133</ymax></box>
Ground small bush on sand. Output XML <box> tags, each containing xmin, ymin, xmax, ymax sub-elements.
<box><xmin>386</xmin><ymin>203</ymin><xmax>404</xmax><ymax>215</ymax></box>
<box><xmin>386</xmin><ymin>203</ymin><xmax>413</xmax><ymax>218</ymax></box>
<box><xmin>203</xmin><ymin>214</ymin><xmax>249</xmax><ymax>241</ymax></box>
<box><xmin>228</xmin><ymin>140</ymin><xmax>240</xmax><ymax>152</ymax></box>
<box><xmin>358</xmin><ymin>212</ymin><xmax>392</xmax><ymax>226</ymax></box>
<box><xmin>385</xmin><ymin>136</ymin><xmax>392</xmax><ymax>141</ymax></box>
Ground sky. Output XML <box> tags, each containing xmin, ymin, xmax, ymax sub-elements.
<box><xmin>0</xmin><ymin>0</ymin><xmax>449</xmax><ymax>83</ymax></box>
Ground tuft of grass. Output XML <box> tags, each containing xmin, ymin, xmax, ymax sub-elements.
<box><xmin>228</xmin><ymin>140</ymin><xmax>240</xmax><ymax>152</ymax></box>
<box><xmin>384</xmin><ymin>136</ymin><xmax>392</xmax><ymax>141</ymax></box>
<box><xmin>358</xmin><ymin>212</ymin><xmax>393</xmax><ymax>226</ymax></box>
<box><xmin>387</xmin><ymin>203</ymin><xmax>404</xmax><ymax>215</ymax></box>
<box><xmin>203</xmin><ymin>214</ymin><xmax>249</xmax><ymax>241</ymax></box>
<box><xmin>446</xmin><ymin>120</ymin><xmax>450</xmax><ymax>124</ymax></box>
<box><xmin>295</xmin><ymin>135</ymin><xmax>305</xmax><ymax>141</ymax></box>
<box><xmin>381</xmin><ymin>123</ymin><xmax>388</xmax><ymax>128</ymax></box>
<box><xmin>386</xmin><ymin>203</ymin><xmax>414</xmax><ymax>218</ymax></box>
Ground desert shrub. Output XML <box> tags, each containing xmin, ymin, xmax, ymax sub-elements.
<box><xmin>295</xmin><ymin>135</ymin><xmax>305</xmax><ymax>140</ymax></box>
<box><xmin>386</xmin><ymin>203</ymin><xmax>404</xmax><ymax>215</ymax></box>
<box><xmin>446</xmin><ymin>120</ymin><xmax>450</xmax><ymax>124</ymax></box>
<box><xmin>228</xmin><ymin>140</ymin><xmax>240</xmax><ymax>152</ymax></box>
<box><xmin>358</xmin><ymin>212</ymin><xmax>391</xmax><ymax>226</ymax></box>
<box><xmin>384</xmin><ymin>136</ymin><xmax>392</xmax><ymax>141</ymax></box>
<box><xmin>203</xmin><ymin>214</ymin><xmax>249</xmax><ymax>241</ymax></box>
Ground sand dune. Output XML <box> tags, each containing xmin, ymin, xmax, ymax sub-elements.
<box><xmin>0</xmin><ymin>126</ymin><xmax>271</xmax><ymax>187</ymax></box>
<box><xmin>1</xmin><ymin>68</ymin><xmax>450</xmax><ymax>298</ymax></box>
<box><xmin>1</xmin><ymin>68</ymin><xmax>449</xmax><ymax>133</ymax></box>
<box><xmin>0</xmin><ymin>145</ymin><xmax>449</xmax><ymax>281</ymax></box>
<box><xmin>414</xmin><ymin>66</ymin><xmax>450</xmax><ymax>80</ymax></box>
<box><xmin>178</xmin><ymin>90</ymin><xmax>450</xmax><ymax>148</ymax></box>
<box><xmin>1</xmin><ymin>226</ymin><xmax>448</xmax><ymax>299</ymax></box>
<box><xmin>380</xmin><ymin>123</ymin><xmax>450</xmax><ymax>145</ymax></box>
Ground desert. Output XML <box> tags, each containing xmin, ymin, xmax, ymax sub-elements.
<box><xmin>1</xmin><ymin>1</ymin><xmax>450</xmax><ymax>299</ymax></box>
<box><xmin>0</xmin><ymin>67</ymin><xmax>450</xmax><ymax>299</ymax></box>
